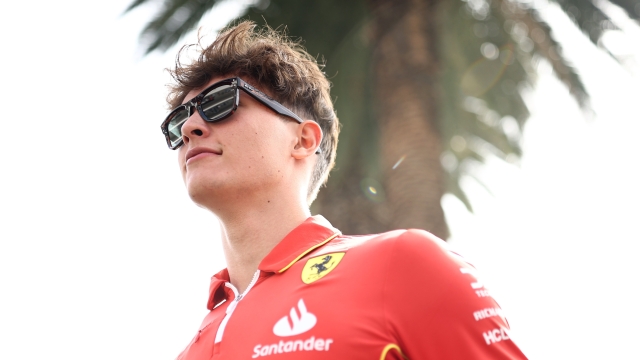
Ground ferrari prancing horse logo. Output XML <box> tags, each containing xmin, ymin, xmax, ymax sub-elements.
<box><xmin>301</xmin><ymin>252</ymin><xmax>345</xmax><ymax>284</ymax></box>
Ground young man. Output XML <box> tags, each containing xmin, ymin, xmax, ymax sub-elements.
<box><xmin>161</xmin><ymin>21</ymin><xmax>526</xmax><ymax>359</ymax></box>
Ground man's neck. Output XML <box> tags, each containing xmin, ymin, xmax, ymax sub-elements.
<box><xmin>217</xmin><ymin>197</ymin><xmax>310</xmax><ymax>294</ymax></box>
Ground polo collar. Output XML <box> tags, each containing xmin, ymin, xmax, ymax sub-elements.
<box><xmin>258</xmin><ymin>215</ymin><xmax>341</xmax><ymax>273</ymax></box>
<box><xmin>206</xmin><ymin>215</ymin><xmax>340</xmax><ymax>310</ymax></box>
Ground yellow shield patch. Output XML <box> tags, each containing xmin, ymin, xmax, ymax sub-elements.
<box><xmin>301</xmin><ymin>252</ymin><xmax>345</xmax><ymax>284</ymax></box>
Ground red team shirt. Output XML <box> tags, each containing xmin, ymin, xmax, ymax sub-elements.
<box><xmin>177</xmin><ymin>216</ymin><xmax>527</xmax><ymax>359</ymax></box>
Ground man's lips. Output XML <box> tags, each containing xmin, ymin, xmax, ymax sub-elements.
<box><xmin>185</xmin><ymin>147</ymin><xmax>222</xmax><ymax>164</ymax></box>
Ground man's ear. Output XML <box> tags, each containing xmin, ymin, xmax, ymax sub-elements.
<box><xmin>292</xmin><ymin>120</ymin><xmax>322</xmax><ymax>159</ymax></box>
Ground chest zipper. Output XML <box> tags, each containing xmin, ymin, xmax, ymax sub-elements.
<box><xmin>214</xmin><ymin>269</ymin><xmax>261</xmax><ymax>344</ymax></box>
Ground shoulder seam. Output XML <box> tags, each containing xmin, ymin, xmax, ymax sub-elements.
<box><xmin>382</xmin><ymin>229</ymin><xmax>409</xmax><ymax>350</ymax></box>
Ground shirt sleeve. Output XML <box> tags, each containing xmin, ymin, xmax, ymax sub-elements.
<box><xmin>382</xmin><ymin>229</ymin><xmax>527</xmax><ymax>359</ymax></box>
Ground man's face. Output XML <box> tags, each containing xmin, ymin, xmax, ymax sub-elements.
<box><xmin>177</xmin><ymin>76</ymin><xmax>300</xmax><ymax>210</ymax></box>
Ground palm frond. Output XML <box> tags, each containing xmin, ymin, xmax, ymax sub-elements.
<box><xmin>552</xmin><ymin>0</ymin><xmax>613</xmax><ymax>42</ymax></box>
<box><xmin>607</xmin><ymin>0</ymin><xmax>640</xmax><ymax>20</ymax></box>
<box><xmin>498</xmin><ymin>0</ymin><xmax>591</xmax><ymax>109</ymax></box>
<box><xmin>123</xmin><ymin>0</ymin><xmax>151</xmax><ymax>13</ymax></box>
<box><xmin>551</xmin><ymin>0</ymin><xmax>640</xmax><ymax>66</ymax></box>
<box><xmin>444</xmin><ymin>170</ymin><xmax>475</xmax><ymax>212</ymax></box>
<box><xmin>126</xmin><ymin>0</ymin><xmax>225</xmax><ymax>54</ymax></box>
<box><xmin>439</xmin><ymin>0</ymin><xmax>531</xmax><ymax>207</ymax></box>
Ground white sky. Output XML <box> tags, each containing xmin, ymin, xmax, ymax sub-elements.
<box><xmin>1</xmin><ymin>1</ymin><xmax>639</xmax><ymax>359</ymax></box>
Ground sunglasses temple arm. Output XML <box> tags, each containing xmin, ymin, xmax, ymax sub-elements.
<box><xmin>237</xmin><ymin>80</ymin><xmax>304</xmax><ymax>123</ymax></box>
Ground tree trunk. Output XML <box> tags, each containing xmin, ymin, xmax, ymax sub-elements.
<box><xmin>369</xmin><ymin>0</ymin><xmax>448</xmax><ymax>238</ymax></box>
<box><xmin>314</xmin><ymin>0</ymin><xmax>448</xmax><ymax>239</ymax></box>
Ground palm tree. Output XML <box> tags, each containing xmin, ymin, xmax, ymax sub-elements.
<box><xmin>127</xmin><ymin>0</ymin><xmax>640</xmax><ymax>239</ymax></box>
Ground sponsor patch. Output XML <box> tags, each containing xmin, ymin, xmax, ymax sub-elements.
<box><xmin>301</xmin><ymin>252</ymin><xmax>345</xmax><ymax>284</ymax></box>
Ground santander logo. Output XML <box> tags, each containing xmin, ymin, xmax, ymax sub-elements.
<box><xmin>273</xmin><ymin>299</ymin><xmax>317</xmax><ymax>337</ymax></box>
<box><xmin>252</xmin><ymin>299</ymin><xmax>333</xmax><ymax>358</ymax></box>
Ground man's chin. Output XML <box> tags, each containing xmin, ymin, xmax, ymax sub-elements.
<box><xmin>187</xmin><ymin>184</ymin><xmax>215</xmax><ymax>203</ymax></box>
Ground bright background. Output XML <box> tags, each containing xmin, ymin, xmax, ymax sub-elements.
<box><xmin>1</xmin><ymin>1</ymin><xmax>639</xmax><ymax>359</ymax></box>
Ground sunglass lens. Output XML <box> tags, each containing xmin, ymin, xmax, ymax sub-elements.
<box><xmin>201</xmin><ymin>84</ymin><xmax>236</xmax><ymax>121</ymax></box>
<box><xmin>167</xmin><ymin>108</ymin><xmax>189</xmax><ymax>148</ymax></box>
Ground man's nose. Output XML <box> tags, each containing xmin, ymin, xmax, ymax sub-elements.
<box><xmin>181</xmin><ymin>107</ymin><xmax>210</xmax><ymax>145</ymax></box>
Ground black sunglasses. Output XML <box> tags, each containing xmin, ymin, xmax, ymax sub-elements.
<box><xmin>161</xmin><ymin>77</ymin><xmax>309</xmax><ymax>150</ymax></box>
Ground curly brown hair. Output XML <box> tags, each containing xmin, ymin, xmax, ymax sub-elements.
<box><xmin>167</xmin><ymin>21</ymin><xmax>340</xmax><ymax>204</ymax></box>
